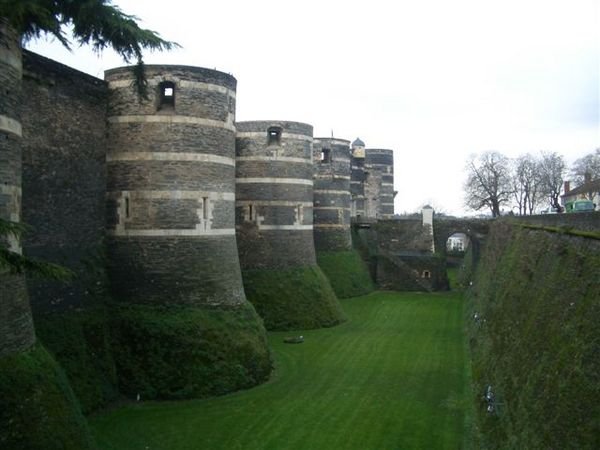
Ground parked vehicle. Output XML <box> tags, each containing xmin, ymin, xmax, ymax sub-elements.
<box><xmin>540</xmin><ymin>206</ymin><xmax>561</xmax><ymax>214</ymax></box>
<box><xmin>565</xmin><ymin>199</ymin><xmax>595</xmax><ymax>213</ymax></box>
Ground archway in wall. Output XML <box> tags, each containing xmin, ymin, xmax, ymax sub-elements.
<box><xmin>433</xmin><ymin>219</ymin><xmax>491</xmax><ymax>288</ymax></box>
<box><xmin>446</xmin><ymin>232</ymin><xmax>471</xmax><ymax>254</ymax></box>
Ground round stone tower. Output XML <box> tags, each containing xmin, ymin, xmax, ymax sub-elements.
<box><xmin>105</xmin><ymin>65</ymin><xmax>243</xmax><ymax>306</ymax></box>
<box><xmin>350</xmin><ymin>138</ymin><xmax>366</xmax><ymax>219</ymax></box>
<box><xmin>0</xmin><ymin>20</ymin><xmax>95</xmax><ymax>450</ymax></box>
<box><xmin>312</xmin><ymin>137</ymin><xmax>352</xmax><ymax>251</ymax></box>
<box><xmin>365</xmin><ymin>148</ymin><xmax>395</xmax><ymax>218</ymax></box>
<box><xmin>236</xmin><ymin>121</ymin><xmax>316</xmax><ymax>268</ymax></box>
<box><xmin>104</xmin><ymin>66</ymin><xmax>271</xmax><ymax>398</ymax></box>
<box><xmin>0</xmin><ymin>18</ymin><xmax>35</xmax><ymax>357</ymax></box>
<box><xmin>235</xmin><ymin>121</ymin><xmax>345</xmax><ymax>330</ymax></box>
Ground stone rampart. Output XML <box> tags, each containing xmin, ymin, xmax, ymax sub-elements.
<box><xmin>507</xmin><ymin>212</ymin><xmax>600</xmax><ymax>232</ymax></box>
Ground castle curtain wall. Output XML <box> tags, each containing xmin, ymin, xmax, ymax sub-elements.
<box><xmin>20</xmin><ymin>51</ymin><xmax>119</xmax><ymax>412</ymax></box>
<box><xmin>21</xmin><ymin>50</ymin><xmax>109</xmax><ymax>312</ymax></box>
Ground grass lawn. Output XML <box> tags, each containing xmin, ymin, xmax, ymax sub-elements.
<box><xmin>91</xmin><ymin>291</ymin><xmax>472</xmax><ymax>450</ymax></box>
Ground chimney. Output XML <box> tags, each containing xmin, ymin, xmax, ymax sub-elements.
<box><xmin>584</xmin><ymin>172</ymin><xmax>592</xmax><ymax>184</ymax></box>
<box><xmin>564</xmin><ymin>181</ymin><xmax>570</xmax><ymax>194</ymax></box>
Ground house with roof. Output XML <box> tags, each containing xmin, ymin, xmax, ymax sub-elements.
<box><xmin>561</xmin><ymin>173</ymin><xmax>600</xmax><ymax>211</ymax></box>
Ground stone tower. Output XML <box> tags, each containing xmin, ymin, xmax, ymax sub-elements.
<box><xmin>365</xmin><ymin>148</ymin><xmax>395</xmax><ymax>218</ymax></box>
<box><xmin>104</xmin><ymin>65</ymin><xmax>271</xmax><ymax>398</ymax></box>
<box><xmin>0</xmin><ymin>21</ymin><xmax>95</xmax><ymax>450</ymax></box>
<box><xmin>312</xmin><ymin>137</ymin><xmax>352</xmax><ymax>251</ymax></box>
<box><xmin>105</xmin><ymin>65</ymin><xmax>243</xmax><ymax>306</ymax></box>
<box><xmin>235</xmin><ymin>121</ymin><xmax>316</xmax><ymax>268</ymax></box>
<box><xmin>350</xmin><ymin>137</ymin><xmax>366</xmax><ymax>219</ymax></box>
<box><xmin>235</xmin><ymin>121</ymin><xmax>345</xmax><ymax>330</ymax></box>
<box><xmin>0</xmin><ymin>19</ymin><xmax>35</xmax><ymax>357</ymax></box>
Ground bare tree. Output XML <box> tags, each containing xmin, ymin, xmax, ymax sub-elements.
<box><xmin>464</xmin><ymin>151</ymin><xmax>512</xmax><ymax>217</ymax></box>
<box><xmin>570</xmin><ymin>148</ymin><xmax>600</xmax><ymax>185</ymax></box>
<box><xmin>511</xmin><ymin>154</ymin><xmax>543</xmax><ymax>215</ymax></box>
<box><xmin>538</xmin><ymin>151</ymin><xmax>566</xmax><ymax>211</ymax></box>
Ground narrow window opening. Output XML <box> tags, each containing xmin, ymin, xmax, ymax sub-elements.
<box><xmin>125</xmin><ymin>197</ymin><xmax>130</xmax><ymax>218</ymax></box>
<box><xmin>321</xmin><ymin>148</ymin><xmax>331</xmax><ymax>163</ymax></box>
<box><xmin>248</xmin><ymin>204</ymin><xmax>254</xmax><ymax>221</ymax></box>
<box><xmin>267</xmin><ymin>127</ymin><xmax>282</xmax><ymax>146</ymax></box>
<box><xmin>202</xmin><ymin>197</ymin><xmax>209</xmax><ymax>220</ymax></box>
<box><xmin>422</xmin><ymin>270</ymin><xmax>431</xmax><ymax>279</ymax></box>
<box><xmin>158</xmin><ymin>81</ymin><xmax>175</xmax><ymax>110</ymax></box>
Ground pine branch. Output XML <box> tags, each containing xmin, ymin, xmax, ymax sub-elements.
<box><xmin>0</xmin><ymin>218</ymin><xmax>29</xmax><ymax>239</ymax></box>
<box><xmin>1</xmin><ymin>0</ymin><xmax>180</xmax><ymax>98</ymax></box>
<box><xmin>0</xmin><ymin>246</ymin><xmax>74</xmax><ymax>281</ymax></box>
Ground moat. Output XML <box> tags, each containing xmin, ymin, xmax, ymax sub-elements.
<box><xmin>91</xmin><ymin>291</ymin><xmax>472</xmax><ymax>450</ymax></box>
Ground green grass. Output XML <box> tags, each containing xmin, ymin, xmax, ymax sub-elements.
<box><xmin>110</xmin><ymin>302</ymin><xmax>272</xmax><ymax>400</ymax></box>
<box><xmin>34</xmin><ymin>306</ymin><xmax>118</xmax><ymax>414</ymax></box>
<box><xmin>0</xmin><ymin>343</ymin><xmax>96</xmax><ymax>450</ymax></box>
<box><xmin>91</xmin><ymin>291</ymin><xmax>472</xmax><ymax>450</ymax></box>
<box><xmin>466</xmin><ymin>223</ymin><xmax>600</xmax><ymax>448</ymax></box>
<box><xmin>242</xmin><ymin>265</ymin><xmax>346</xmax><ymax>330</ymax></box>
<box><xmin>317</xmin><ymin>250</ymin><xmax>375</xmax><ymax>298</ymax></box>
<box><xmin>446</xmin><ymin>267</ymin><xmax>465</xmax><ymax>291</ymax></box>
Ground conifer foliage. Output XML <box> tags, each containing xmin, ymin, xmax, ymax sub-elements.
<box><xmin>0</xmin><ymin>0</ymin><xmax>179</xmax><ymax>96</ymax></box>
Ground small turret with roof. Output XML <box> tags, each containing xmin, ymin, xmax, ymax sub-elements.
<box><xmin>351</xmin><ymin>137</ymin><xmax>365</xmax><ymax>158</ymax></box>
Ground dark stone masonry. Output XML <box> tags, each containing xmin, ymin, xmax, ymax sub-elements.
<box><xmin>0</xmin><ymin>22</ymin><xmax>35</xmax><ymax>358</ymax></box>
<box><xmin>105</xmin><ymin>65</ymin><xmax>244</xmax><ymax>307</ymax></box>
<box><xmin>235</xmin><ymin>120</ymin><xmax>317</xmax><ymax>270</ymax></box>
<box><xmin>1</xmin><ymin>42</ymin><xmax>397</xmax><ymax>447</ymax></box>
<box><xmin>313</xmin><ymin>138</ymin><xmax>353</xmax><ymax>252</ymax></box>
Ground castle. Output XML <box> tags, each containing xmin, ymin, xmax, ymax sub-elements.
<box><xmin>1</xmin><ymin>38</ymin><xmax>396</xmax><ymax>426</ymax></box>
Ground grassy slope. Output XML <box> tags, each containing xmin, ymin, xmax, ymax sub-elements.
<box><xmin>0</xmin><ymin>344</ymin><xmax>96</xmax><ymax>450</ymax></box>
<box><xmin>316</xmin><ymin>250</ymin><xmax>374</xmax><ymax>298</ymax></box>
<box><xmin>34</xmin><ymin>306</ymin><xmax>118</xmax><ymax>414</ymax></box>
<box><xmin>466</xmin><ymin>223</ymin><xmax>600</xmax><ymax>449</ymax></box>
<box><xmin>111</xmin><ymin>302</ymin><xmax>272</xmax><ymax>400</ymax></box>
<box><xmin>91</xmin><ymin>291</ymin><xmax>471</xmax><ymax>450</ymax></box>
<box><xmin>242</xmin><ymin>266</ymin><xmax>346</xmax><ymax>331</ymax></box>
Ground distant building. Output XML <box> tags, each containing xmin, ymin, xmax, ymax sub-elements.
<box><xmin>561</xmin><ymin>173</ymin><xmax>600</xmax><ymax>211</ymax></box>
<box><xmin>446</xmin><ymin>233</ymin><xmax>468</xmax><ymax>252</ymax></box>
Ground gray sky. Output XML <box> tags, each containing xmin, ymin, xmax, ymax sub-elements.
<box><xmin>27</xmin><ymin>0</ymin><xmax>599</xmax><ymax>216</ymax></box>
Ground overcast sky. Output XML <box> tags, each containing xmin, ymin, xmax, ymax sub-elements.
<box><xmin>27</xmin><ymin>0</ymin><xmax>599</xmax><ymax>216</ymax></box>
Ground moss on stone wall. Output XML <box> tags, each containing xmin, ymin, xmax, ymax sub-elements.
<box><xmin>316</xmin><ymin>250</ymin><xmax>374</xmax><ymax>298</ymax></box>
<box><xmin>33</xmin><ymin>306</ymin><xmax>118</xmax><ymax>414</ymax></box>
<box><xmin>242</xmin><ymin>266</ymin><xmax>346</xmax><ymax>330</ymax></box>
<box><xmin>0</xmin><ymin>344</ymin><xmax>96</xmax><ymax>450</ymax></box>
<box><xmin>466</xmin><ymin>222</ymin><xmax>600</xmax><ymax>449</ymax></box>
<box><xmin>111</xmin><ymin>302</ymin><xmax>272</xmax><ymax>399</ymax></box>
